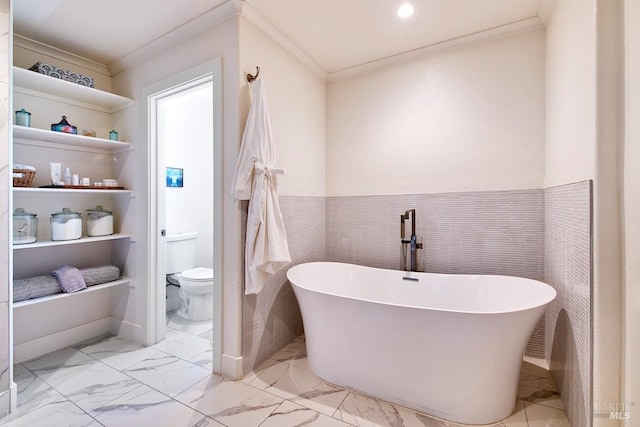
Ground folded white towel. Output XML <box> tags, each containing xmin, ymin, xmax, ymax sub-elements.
<box><xmin>13</xmin><ymin>163</ymin><xmax>36</xmax><ymax>171</ymax></box>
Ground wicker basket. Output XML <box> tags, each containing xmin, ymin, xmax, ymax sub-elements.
<box><xmin>13</xmin><ymin>169</ymin><xmax>36</xmax><ymax>187</ymax></box>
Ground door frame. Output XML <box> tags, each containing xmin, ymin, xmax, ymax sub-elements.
<box><xmin>144</xmin><ymin>58</ymin><xmax>223</xmax><ymax>374</ymax></box>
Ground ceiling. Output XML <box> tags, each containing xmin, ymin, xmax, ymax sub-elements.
<box><xmin>13</xmin><ymin>0</ymin><xmax>544</xmax><ymax>75</ymax></box>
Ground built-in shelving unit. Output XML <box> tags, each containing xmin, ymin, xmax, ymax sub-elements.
<box><xmin>13</xmin><ymin>278</ymin><xmax>132</xmax><ymax>308</ymax></box>
<box><xmin>11</xmin><ymin>65</ymin><xmax>136</xmax><ymax>356</ymax></box>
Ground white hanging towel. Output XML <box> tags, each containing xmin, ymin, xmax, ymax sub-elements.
<box><xmin>231</xmin><ymin>79</ymin><xmax>291</xmax><ymax>295</ymax></box>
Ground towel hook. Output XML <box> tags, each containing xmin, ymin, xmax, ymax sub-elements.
<box><xmin>247</xmin><ymin>66</ymin><xmax>260</xmax><ymax>83</ymax></box>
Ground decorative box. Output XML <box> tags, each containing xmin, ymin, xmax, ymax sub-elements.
<box><xmin>51</xmin><ymin>116</ymin><xmax>78</xmax><ymax>134</ymax></box>
<box><xmin>28</xmin><ymin>62</ymin><xmax>95</xmax><ymax>88</ymax></box>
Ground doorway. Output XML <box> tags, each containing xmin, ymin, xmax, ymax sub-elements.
<box><xmin>145</xmin><ymin>60</ymin><xmax>223</xmax><ymax>374</ymax></box>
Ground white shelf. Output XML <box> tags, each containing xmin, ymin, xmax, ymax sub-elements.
<box><xmin>13</xmin><ymin>233</ymin><xmax>132</xmax><ymax>250</ymax></box>
<box><xmin>13</xmin><ymin>187</ymin><xmax>133</xmax><ymax>197</ymax></box>
<box><xmin>13</xmin><ymin>66</ymin><xmax>134</xmax><ymax>113</ymax></box>
<box><xmin>13</xmin><ymin>278</ymin><xmax>132</xmax><ymax>308</ymax></box>
<box><xmin>14</xmin><ymin>125</ymin><xmax>132</xmax><ymax>152</ymax></box>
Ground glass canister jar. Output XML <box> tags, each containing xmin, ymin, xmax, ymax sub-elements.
<box><xmin>15</xmin><ymin>109</ymin><xmax>31</xmax><ymax>127</ymax></box>
<box><xmin>13</xmin><ymin>208</ymin><xmax>38</xmax><ymax>244</ymax></box>
<box><xmin>50</xmin><ymin>208</ymin><xmax>82</xmax><ymax>241</ymax></box>
<box><xmin>86</xmin><ymin>205</ymin><xmax>113</xmax><ymax>237</ymax></box>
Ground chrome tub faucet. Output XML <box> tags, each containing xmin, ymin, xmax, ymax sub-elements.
<box><xmin>401</xmin><ymin>209</ymin><xmax>423</xmax><ymax>272</ymax></box>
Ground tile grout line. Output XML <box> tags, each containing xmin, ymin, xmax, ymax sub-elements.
<box><xmin>12</xmin><ymin>336</ymin><xmax>219</xmax><ymax>425</ymax></box>
<box><xmin>64</xmin><ymin>398</ymin><xmax>108</xmax><ymax>427</ymax></box>
<box><xmin>330</xmin><ymin>390</ymin><xmax>351</xmax><ymax>421</ymax></box>
<box><xmin>26</xmin><ymin>347</ymin><xmax>147</xmax><ymax>426</ymax></box>
<box><xmin>0</xmin><ymin>364</ymin><xmax>74</xmax><ymax>426</ymax></box>
<box><xmin>242</xmin><ymin>362</ymin><xmax>348</xmax><ymax>425</ymax></box>
<box><xmin>47</xmin><ymin>344</ymin><xmax>209</xmax><ymax>424</ymax></box>
<box><xmin>523</xmin><ymin>399</ymin><xmax>531</xmax><ymax>426</ymax></box>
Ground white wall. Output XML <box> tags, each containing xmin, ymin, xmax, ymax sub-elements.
<box><xmin>543</xmin><ymin>0</ymin><xmax>597</xmax><ymax>187</ymax></box>
<box><xmin>237</xmin><ymin>16</ymin><xmax>327</xmax><ymax>371</ymax></box>
<box><xmin>593</xmin><ymin>0</ymin><xmax>622</xmax><ymax>423</ymax></box>
<box><xmin>163</xmin><ymin>84</ymin><xmax>214</xmax><ymax>268</ymax></box>
<box><xmin>239</xmin><ymin>17</ymin><xmax>326</xmax><ymax>197</ymax></box>
<box><xmin>623</xmin><ymin>0</ymin><xmax>640</xmax><ymax>423</ymax></box>
<box><xmin>326</xmin><ymin>29</ymin><xmax>545</xmax><ymax>197</ymax></box>
<box><xmin>543</xmin><ymin>0</ymin><xmax>622</xmax><ymax>424</ymax></box>
<box><xmin>111</xmin><ymin>16</ymin><xmax>244</xmax><ymax>378</ymax></box>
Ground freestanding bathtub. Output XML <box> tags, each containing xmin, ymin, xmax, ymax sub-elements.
<box><xmin>286</xmin><ymin>262</ymin><xmax>556</xmax><ymax>425</ymax></box>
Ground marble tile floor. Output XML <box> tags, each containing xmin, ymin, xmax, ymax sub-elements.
<box><xmin>166</xmin><ymin>310</ymin><xmax>214</xmax><ymax>342</ymax></box>
<box><xmin>0</xmin><ymin>335</ymin><xmax>570</xmax><ymax>427</ymax></box>
<box><xmin>165</xmin><ymin>310</ymin><xmax>214</xmax><ymax>371</ymax></box>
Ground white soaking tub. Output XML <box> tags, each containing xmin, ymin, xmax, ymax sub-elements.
<box><xmin>286</xmin><ymin>262</ymin><xmax>556</xmax><ymax>425</ymax></box>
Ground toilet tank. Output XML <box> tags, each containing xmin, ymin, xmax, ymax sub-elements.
<box><xmin>165</xmin><ymin>231</ymin><xmax>198</xmax><ymax>274</ymax></box>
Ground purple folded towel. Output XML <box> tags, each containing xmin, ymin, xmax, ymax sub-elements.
<box><xmin>52</xmin><ymin>265</ymin><xmax>87</xmax><ymax>293</ymax></box>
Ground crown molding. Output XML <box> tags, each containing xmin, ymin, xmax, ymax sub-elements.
<box><xmin>537</xmin><ymin>0</ymin><xmax>556</xmax><ymax>25</ymax></box>
<box><xmin>17</xmin><ymin>7</ymin><xmax>543</xmax><ymax>84</ymax></box>
<box><xmin>328</xmin><ymin>16</ymin><xmax>545</xmax><ymax>83</ymax></box>
<box><xmin>108</xmin><ymin>0</ymin><xmax>243</xmax><ymax>76</ymax></box>
<box><xmin>13</xmin><ymin>34</ymin><xmax>110</xmax><ymax>76</ymax></box>
<box><xmin>239</xmin><ymin>2</ymin><xmax>327</xmax><ymax>82</ymax></box>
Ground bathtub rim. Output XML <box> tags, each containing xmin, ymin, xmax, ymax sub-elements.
<box><xmin>287</xmin><ymin>261</ymin><xmax>556</xmax><ymax>316</ymax></box>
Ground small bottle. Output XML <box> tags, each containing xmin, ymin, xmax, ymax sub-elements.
<box><xmin>109</xmin><ymin>130</ymin><xmax>119</xmax><ymax>141</ymax></box>
<box><xmin>64</xmin><ymin>167</ymin><xmax>72</xmax><ymax>185</ymax></box>
<box><xmin>72</xmin><ymin>173</ymin><xmax>80</xmax><ymax>185</ymax></box>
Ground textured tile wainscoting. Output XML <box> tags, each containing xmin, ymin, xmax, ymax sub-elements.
<box><xmin>242</xmin><ymin>196</ymin><xmax>326</xmax><ymax>374</ymax></box>
<box><xmin>326</xmin><ymin>190</ymin><xmax>547</xmax><ymax>358</ymax></box>
<box><xmin>545</xmin><ymin>181</ymin><xmax>592</xmax><ymax>427</ymax></box>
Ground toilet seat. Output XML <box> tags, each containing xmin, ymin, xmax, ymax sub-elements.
<box><xmin>181</xmin><ymin>267</ymin><xmax>213</xmax><ymax>282</ymax></box>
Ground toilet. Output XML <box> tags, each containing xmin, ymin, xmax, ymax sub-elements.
<box><xmin>166</xmin><ymin>232</ymin><xmax>214</xmax><ymax>321</ymax></box>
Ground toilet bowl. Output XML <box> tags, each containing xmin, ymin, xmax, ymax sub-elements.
<box><xmin>177</xmin><ymin>267</ymin><xmax>214</xmax><ymax>321</ymax></box>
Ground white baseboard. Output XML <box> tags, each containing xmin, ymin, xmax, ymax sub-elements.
<box><xmin>14</xmin><ymin>318</ymin><xmax>111</xmax><ymax>364</ymax></box>
<box><xmin>10</xmin><ymin>381</ymin><xmax>17</xmax><ymax>413</ymax></box>
<box><xmin>110</xmin><ymin>318</ymin><xmax>142</xmax><ymax>343</ymax></box>
<box><xmin>221</xmin><ymin>353</ymin><xmax>243</xmax><ymax>380</ymax></box>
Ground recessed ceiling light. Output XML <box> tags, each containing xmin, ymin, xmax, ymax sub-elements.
<box><xmin>397</xmin><ymin>3</ymin><xmax>415</xmax><ymax>19</ymax></box>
